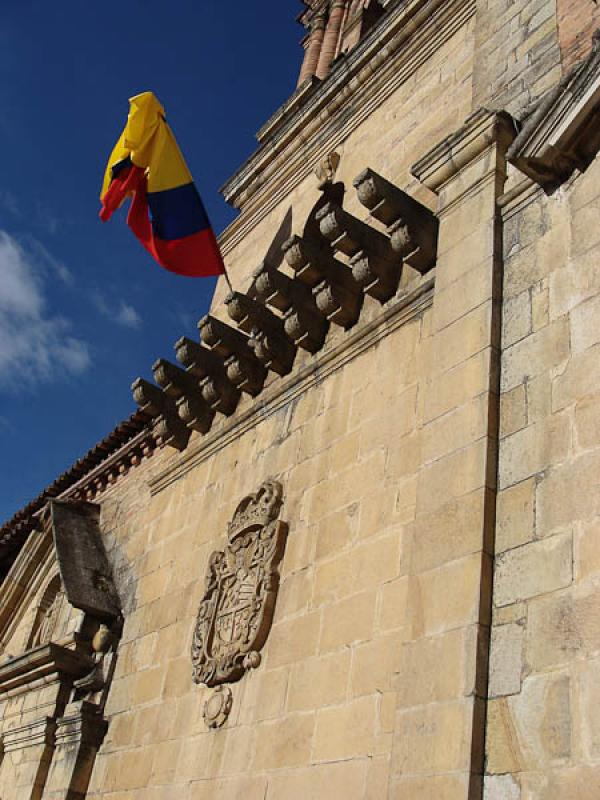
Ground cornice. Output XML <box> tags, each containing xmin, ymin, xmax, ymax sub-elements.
<box><xmin>218</xmin><ymin>0</ymin><xmax>476</xmax><ymax>257</ymax></box>
<box><xmin>0</xmin><ymin>642</ymin><xmax>94</xmax><ymax>696</ymax></box>
<box><xmin>411</xmin><ymin>108</ymin><xmax>517</xmax><ymax>195</ymax></box>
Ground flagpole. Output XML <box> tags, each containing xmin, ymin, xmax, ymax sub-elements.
<box><xmin>222</xmin><ymin>264</ymin><xmax>234</xmax><ymax>294</ymax></box>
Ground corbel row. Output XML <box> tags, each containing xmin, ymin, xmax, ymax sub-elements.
<box><xmin>132</xmin><ymin>168</ymin><xmax>439</xmax><ymax>451</ymax></box>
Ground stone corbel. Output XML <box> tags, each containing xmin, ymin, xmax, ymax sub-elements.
<box><xmin>507</xmin><ymin>33</ymin><xmax>600</xmax><ymax>190</ymax></box>
<box><xmin>225</xmin><ymin>292</ymin><xmax>297</xmax><ymax>377</ymax></box>
<box><xmin>175</xmin><ymin>337</ymin><xmax>241</xmax><ymax>416</ymax></box>
<box><xmin>153</xmin><ymin>359</ymin><xmax>216</xmax><ymax>436</ymax></box>
<box><xmin>282</xmin><ymin>234</ymin><xmax>363</xmax><ymax>328</ymax></box>
<box><xmin>199</xmin><ymin>315</ymin><xmax>267</xmax><ymax>397</ymax></box>
<box><xmin>251</xmin><ymin>262</ymin><xmax>329</xmax><ymax>353</ymax></box>
<box><xmin>317</xmin><ymin>201</ymin><xmax>401</xmax><ymax>301</ymax></box>
<box><xmin>354</xmin><ymin>168</ymin><xmax>438</xmax><ymax>273</ymax></box>
<box><xmin>131</xmin><ymin>377</ymin><xmax>192</xmax><ymax>451</ymax></box>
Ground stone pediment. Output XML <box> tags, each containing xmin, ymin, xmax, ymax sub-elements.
<box><xmin>508</xmin><ymin>30</ymin><xmax>600</xmax><ymax>190</ymax></box>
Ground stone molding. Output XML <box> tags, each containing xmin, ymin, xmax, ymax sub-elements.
<box><xmin>150</xmin><ymin>274</ymin><xmax>433</xmax><ymax>494</ymax></box>
<box><xmin>411</xmin><ymin>108</ymin><xmax>517</xmax><ymax>201</ymax></box>
<box><xmin>507</xmin><ymin>31</ymin><xmax>600</xmax><ymax>190</ymax></box>
<box><xmin>219</xmin><ymin>0</ymin><xmax>476</xmax><ymax>255</ymax></box>
<box><xmin>0</xmin><ymin>643</ymin><xmax>94</xmax><ymax>696</ymax></box>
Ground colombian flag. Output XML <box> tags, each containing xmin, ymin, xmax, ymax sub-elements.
<box><xmin>100</xmin><ymin>92</ymin><xmax>225</xmax><ymax>278</ymax></box>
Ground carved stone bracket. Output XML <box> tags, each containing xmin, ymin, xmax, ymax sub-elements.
<box><xmin>132</xmin><ymin>377</ymin><xmax>191</xmax><ymax>451</ymax></box>
<box><xmin>282</xmin><ymin>234</ymin><xmax>363</xmax><ymax>328</ymax></box>
<box><xmin>225</xmin><ymin>292</ymin><xmax>297</xmax><ymax>376</ymax></box>
<box><xmin>199</xmin><ymin>315</ymin><xmax>267</xmax><ymax>397</ymax></box>
<box><xmin>131</xmin><ymin>161</ymin><xmax>436</xmax><ymax>452</ymax></box>
<box><xmin>175</xmin><ymin>337</ymin><xmax>241</xmax><ymax>417</ymax></box>
<box><xmin>191</xmin><ymin>481</ymin><xmax>288</xmax><ymax>688</ymax></box>
<box><xmin>354</xmin><ymin>167</ymin><xmax>439</xmax><ymax>273</ymax></box>
<box><xmin>153</xmin><ymin>360</ymin><xmax>216</xmax><ymax>437</ymax></box>
<box><xmin>317</xmin><ymin>201</ymin><xmax>401</xmax><ymax>301</ymax></box>
<box><xmin>251</xmin><ymin>261</ymin><xmax>329</xmax><ymax>353</ymax></box>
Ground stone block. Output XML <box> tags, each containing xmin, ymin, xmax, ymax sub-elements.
<box><xmin>314</xmin><ymin>503</ymin><xmax>358</xmax><ymax>561</ymax></box>
<box><xmin>552</xmin><ymin>343</ymin><xmax>600</xmax><ymax>411</ymax></box>
<box><xmin>410</xmin><ymin>489</ymin><xmax>491</xmax><ymax>573</ymax></box>
<box><xmin>489</xmin><ymin>622</ymin><xmax>525</xmax><ymax>698</ymax></box>
<box><xmin>395</xmin><ymin>626</ymin><xmax>476</xmax><ymax>707</ymax></box>
<box><xmin>494</xmin><ymin>533</ymin><xmax>573</xmax><ymax>607</ymax></box>
<box><xmin>501</xmin><ymin>318</ymin><xmax>570</xmax><ymax>394</ymax></box>
<box><xmin>416</xmin><ymin>553</ymin><xmax>489</xmax><ymax>635</ymax></box>
<box><xmin>351</xmin><ymin>631</ymin><xmax>406</xmax><ymax>697</ymax></box>
<box><xmin>132</xmin><ymin>668</ymin><xmax>163</xmax><ymax>707</ymax></box>
<box><xmin>432</xmin><ymin>260</ymin><xmax>495</xmax><ymax>333</ymax></box>
<box><xmin>510</xmin><ymin>672</ymin><xmax>572</xmax><ymax>769</ymax></box>
<box><xmin>313</xmin><ymin>695</ymin><xmax>377</xmax><ymax>762</ymax></box>
<box><xmin>500</xmin><ymin>384</ymin><xmax>527</xmax><ymax>438</ymax></box>
<box><xmin>252</xmin><ymin>713</ymin><xmax>315</xmax><ymax>771</ymax></box>
<box><xmin>238</xmin><ymin>667</ymin><xmax>289</xmax><ymax>725</ymax></box>
<box><xmin>287</xmin><ymin>650</ymin><xmax>350</xmax><ymax>712</ymax></box>
<box><xmin>320</xmin><ymin>590</ymin><xmax>377</xmax><ymax>652</ymax></box>
<box><xmin>575</xmin><ymin>394</ymin><xmax>600</xmax><ymax>452</ymax></box>
<box><xmin>498</xmin><ymin>413</ymin><xmax>571</xmax><ymax>490</ymax></box>
<box><xmin>570</xmin><ymin>294</ymin><xmax>600</xmax><ymax>355</ymax></box>
<box><xmin>266</xmin><ymin>759</ymin><xmax>367</xmax><ymax>800</ymax></box>
<box><xmin>422</xmin><ymin>393</ymin><xmax>492</xmax><ymax>466</ymax></box>
<box><xmin>503</xmin><ymin>290</ymin><xmax>532</xmax><ymax>349</ymax></box>
<box><xmin>391</xmin><ymin>698</ymin><xmax>474</xmax><ymax>776</ymax></box>
<box><xmin>417</xmin><ymin>437</ymin><xmax>493</xmax><ymax>515</ymax></box>
<box><xmin>266</xmin><ymin>611</ymin><xmax>321</xmax><ymax>669</ymax></box>
<box><xmin>389</xmin><ymin>773</ymin><xmax>471</xmax><ymax>799</ymax></box>
<box><xmin>576</xmin><ymin>656</ymin><xmax>600</xmax><ymax>760</ymax></box>
<box><xmin>496</xmin><ymin>479</ymin><xmax>535</xmax><ymax>554</ymax></box>
<box><xmin>424</xmin><ymin>349</ymin><xmax>495</xmax><ymax>424</ymax></box>
<box><xmin>378</xmin><ymin>576</ymin><xmax>411</xmax><ymax>633</ymax></box>
<box><xmin>576</xmin><ymin>519</ymin><xmax>600</xmax><ymax>582</ymax></box>
<box><xmin>526</xmin><ymin>582</ymin><xmax>600</xmax><ymax>671</ymax></box>
<box><xmin>484</xmin><ymin>774</ymin><xmax>521</xmax><ymax>800</ymax></box>
<box><xmin>313</xmin><ymin>533</ymin><xmax>400</xmax><ymax>606</ymax></box>
<box><xmin>520</xmin><ymin>767</ymin><xmax>600</xmax><ymax>800</ymax></box>
<box><xmin>536</xmin><ymin>450</ymin><xmax>600</xmax><ymax>535</ymax></box>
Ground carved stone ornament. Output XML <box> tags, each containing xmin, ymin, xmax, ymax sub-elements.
<box><xmin>203</xmin><ymin>685</ymin><xmax>233</xmax><ymax>729</ymax></box>
<box><xmin>191</xmin><ymin>481</ymin><xmax>288</xmax><ymax>687</ymax></box>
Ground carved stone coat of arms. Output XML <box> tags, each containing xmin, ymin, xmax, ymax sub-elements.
<box><xmin>191</xmin><ymin>480</ymin><xmax>288</xmax><ymax>687</ymax></box>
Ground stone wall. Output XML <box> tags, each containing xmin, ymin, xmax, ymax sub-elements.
<box><xmin>557</xmin><ymin>0</ymin><xmax>600</xmax><ymax>69</ymax></box>
<box><xmin>485</xmin><ymin>154</ymin><xmax>600</xmax><ymax>798</ymax></box>
<box><xmin>473</xmin><ymin>0</ymin><xmax>562</xmax><ymax>115</ymax></box>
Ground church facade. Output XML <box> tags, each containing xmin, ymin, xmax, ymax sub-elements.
<box><xmin>2</xmin><ymin>1</ymin><xmax>600</xmax><ymax>797</ymax></box>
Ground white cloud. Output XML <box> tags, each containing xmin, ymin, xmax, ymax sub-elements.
<box><xmin>93</xmin><ymin>292</ymin><xmax>143</xmax><ymax>329</ymax></box>
<box><xmin>0</xmin><ymin>231</ymin><xmax>90</xmax><ymax>390</ymax></box>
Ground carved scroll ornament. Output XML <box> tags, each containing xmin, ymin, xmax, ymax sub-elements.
<box><xmin>191</xmin><ymin>481</ymin><xmax>288</xmax><ymax>687</ymax></box>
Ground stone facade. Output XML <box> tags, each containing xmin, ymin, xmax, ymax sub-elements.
<box><xmin>2</xmin><ymin>1</ymin><xmax>600</xmax><ymax>798</ymax></box>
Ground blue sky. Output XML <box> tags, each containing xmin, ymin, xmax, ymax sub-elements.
<box><xmin>0</xmin><ymin>1</ymin><xmax>301</xmax><ymax>523</ymax></box>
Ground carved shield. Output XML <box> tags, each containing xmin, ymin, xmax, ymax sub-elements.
<box><xmin>191</xmin><ymin>481</ymin><xmax>288</xmax><ymax>686</ymax></box>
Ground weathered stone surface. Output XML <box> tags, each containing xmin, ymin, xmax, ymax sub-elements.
<box><xmin>494</xmin><ymin>533</ymin><xmax>573</xmax><ymax>607</ymax></box>
<box><xmin>489</xmin><ymin>622</ymin><xmax>525</xmax><ymax>698</ymax></box>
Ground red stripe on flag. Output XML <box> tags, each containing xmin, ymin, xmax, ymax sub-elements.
<box><xmin>100</xmin><ymin>166</ymin><xmax>225</xmax><ymax>278</ymax></box>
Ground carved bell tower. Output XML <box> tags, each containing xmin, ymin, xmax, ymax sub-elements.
<box><xmin>297</xmin><ymin>0</ymin><xmax>385</xmax><ymax>86</ymax></box>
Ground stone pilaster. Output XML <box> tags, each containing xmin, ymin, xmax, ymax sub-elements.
<box><xmin>387</xmin><ymin>109</ymin><xmax>515</xmax><ymax>799</ymax></box>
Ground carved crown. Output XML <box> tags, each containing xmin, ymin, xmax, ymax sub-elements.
<box><xmin>228</xmin><ymin>480</ymin><xmax>283</xmax><ymax>541</ymax></box>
